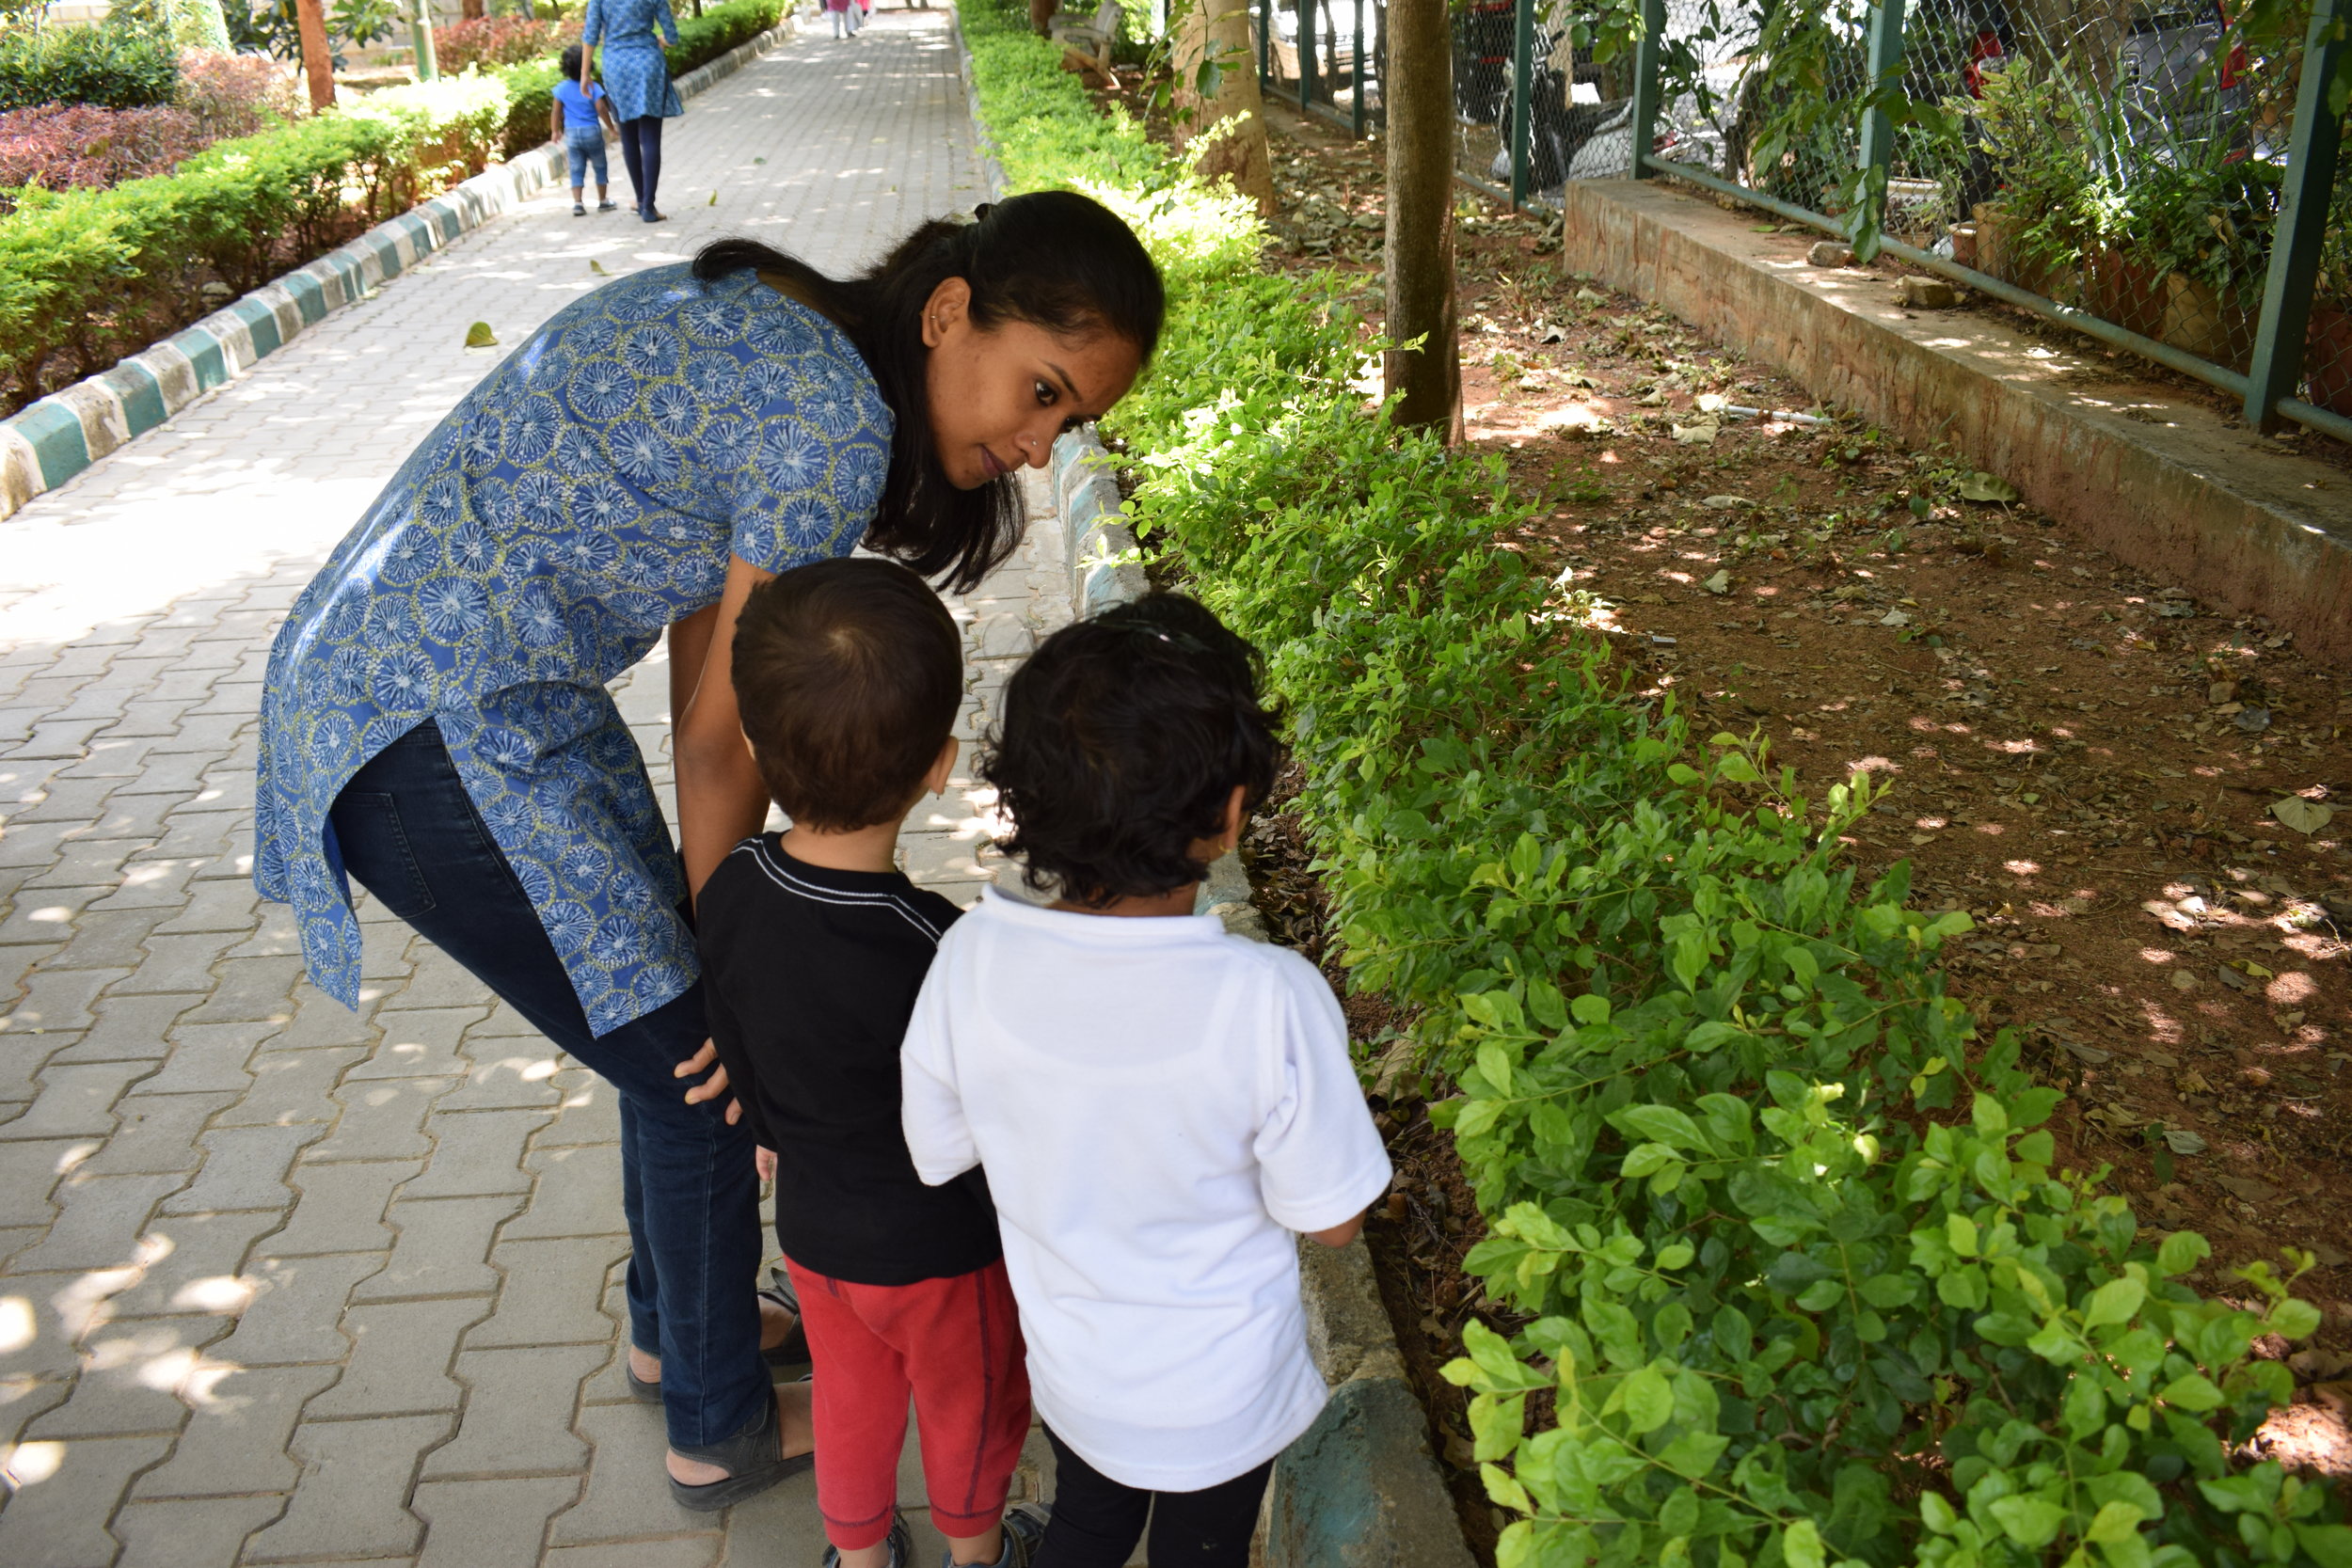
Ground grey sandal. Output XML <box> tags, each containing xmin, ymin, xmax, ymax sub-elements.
<box><xmin>667</xmin><ymin>1385</ymin><xmax>813</xmax><ymax>1512</ymax></box>
<box><xmin>627</xmin><ymin>1280</ymin><xmax>806</xmax><ymax>1404</ymax></box>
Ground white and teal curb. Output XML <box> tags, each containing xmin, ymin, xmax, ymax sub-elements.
<box><xmin>0</xmin><ymin>18</ymin><xmax>798</xmax><ymax>524</ymax></box>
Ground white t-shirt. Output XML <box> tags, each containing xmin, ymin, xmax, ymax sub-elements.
<box><xmin>900</xmin><ymin>888</ymin><xmax>1393</xmax><ymax>1492</ymax></box>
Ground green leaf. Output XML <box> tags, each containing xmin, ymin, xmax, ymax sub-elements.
<box><xmin>1481</xmin><ymin>1461</ymin><xmax>1534</xmax><ymax>1513</ymax></box>
<box><xmin>1989</xmin><ymin>1495</ymin><xmax>2068</xmax><ymax>1548</ymax></box>
<box><xmin>2267</xmin><ymin>1298</ymin><xmax>2322</xmax><ymax>1341</ymax></box>
<box><xmin>1920</xmin><ymin>1493</ymin><xmax>1959</xmax><ymax>1536</ymax></box>
<box><xmin>2084</xmin><ymin>1275</ymin><xmax>2146</xmax><ymax>1328</ymax></box>
<box><xmin>1782</xmin><ymin>1519</ymin><xmax>1827</xmax><ymax>1568</ymax></box>
<box><xmin>2159</xmin><ymin>1373</ymin><xmax>2226</xmax><ymax>1413</ymax></box>
<box><xmin>1470</xmin><ymin>1391</ymin><xmax>1529</xmax><ymax>1461</ymax></box>
<box><xmin>1570</xmin><ymin>994</ymin><xmax>1611</xmax><ymax>1026</ymax></box>
<box><xmin>1657</xmin><ymin>1432</ymin><xmax>1728</xmax><ymax>1478</ymax></box>
<box><xmin>2088</xmin><ymin>1501</ymin><xmax>2148</xmax><ymax>1545</ymax></box>
<box><xmin>1619</xmin><ymin>1364</ymin><xmax>1675</xmax><ymax>1434</ymax></box>
<box><xmin>1654</xmin><ymin>1242</ymin><xmax>1696</xmax><ymax>1271</ymax></box>
<box><xmin>1616</xmin><ymin>1104</ymin><xmax>1706</xmax><ymax>1150</ymax></box>
<box><xmin>2156</xmin><ymin>1230</ymin><xmax>2211</xmax><ymax>1277</ymax></box>
<box><xmin>2293</xmin><ymin>1525</ymin><xmax>2352</xmax><ymax>1568</ymax></box>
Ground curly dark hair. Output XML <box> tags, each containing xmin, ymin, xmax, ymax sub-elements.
<box><xmin>731</xmin><ymin>558</ymin><xmax>962</xmax><ymax>832</ymax></box>
<box><xmin>983</xmin><ymin>594</ymin><xmax>1280</xmax><ymax>908</ymax></box>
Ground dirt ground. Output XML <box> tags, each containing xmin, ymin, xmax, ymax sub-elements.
<box><xmin>1099</xmin><ymin>71</ymin><xmax>2352</xmax><ymax>1546</ymax></box>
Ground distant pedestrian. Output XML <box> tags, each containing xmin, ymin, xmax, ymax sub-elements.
<box><xmin>581</xmin><ymin>0</ymin><xmax>682</xmax><ymax>222</ymax></box>
<box><xmin>901</xmin><ymin>594</ymin><xmax>1394</xmax><ymax>1568</ymax></box>
<box><xmin>826</xmin><ymin>0</ymin><xmax>862</xmax><ymax>39</ymax></box>
<box><xmin>551</xmin><ymin>43</ymin><xmax>622</xmax><ymax>216</ymax></box>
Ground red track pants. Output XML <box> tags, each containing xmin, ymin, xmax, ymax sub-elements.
<box><xmin>787</xmin><ymin>1257</ymin><xmax>1032</xmax><ymax>1551</ymax></box>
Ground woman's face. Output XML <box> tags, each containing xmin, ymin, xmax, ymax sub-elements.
<box><xmin>921</xmin><ymin>277</ymin><xmax>1143</xmax><ymax>490</ymax></box>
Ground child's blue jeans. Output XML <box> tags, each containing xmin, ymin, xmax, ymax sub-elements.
<box><xmin>566</xmin><ymin>127</ymin><xmax>609</xmax><ymax>188</ymax></box>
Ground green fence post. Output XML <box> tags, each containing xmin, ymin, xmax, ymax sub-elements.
<box><xmin>1508</xmin><ymin>0</ymin><xmax>1537</xmax><ymax>204</ymax></box>
<box><xmin>1298</xmin><ymin>0</ymin><xmax>1316</xmax><ymax>109</ymax></box>
<box><xmin>1351</xmin><ymin>0</ymin><xmax>1366</xmax><ymax>135</ymax></box>
<box><xmin>2245</xmin><ymin>0</ymin><xmax>2347</xmax><ymax>431</ymax></box>
<box><xmin>1853</xmin><ymin>0</ymin><xmax>1909</xmax><ymax>254</ymax></box>
<box><xmin>1627</xmin><ymin>0</ymin><xmax>1666</xmax><ymax>178</ymax></box>
<box><xmin>408</xmin><ymin>0</ymin><xmax>437</xmax><ymax>80</ymax></box>
<box><xmin>1260</xmin><ymin>0</ymin><xmax>1273</xmax><ymax>89</ymax></box>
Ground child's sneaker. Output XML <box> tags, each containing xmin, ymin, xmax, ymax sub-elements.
<box><xmin>596</xmin><ymin>199</ymin><xmax>618</xmax><ymax>212</ymax></box>
<box><xmin>820</xmin><ymin>1512</ymin><xmax>913</xmax><ymax>1568</ymax></box>
<box><xmin>958</xmin><ymin>1503</ymin><xmax>1050</xmax><ymax>1568</ymax></box>
<box><xmin>572</xmin><ymin>202</ymin><xmax>586</xmax><ymax>216</ymax></box>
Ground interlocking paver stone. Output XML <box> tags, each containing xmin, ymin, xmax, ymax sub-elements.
<box><xmin>306</xmin><ymin>1296</ymin><xmax>490</xmax><ymax>1418</ymax></box>
<box><xmin>269</xmin><ymin>1159</ymin><xmax>420</xmax><ymax>1257</ymax></box>
<box><xmin>421</xmin><ymin>1344</ymin><xmax>603</xmax><ymax>1479</ymax></box>
<box><xmin>242</xmin><ymin>1413</ymin><xmax>451</xmax><ymax>1562</ymax></box>
<box><xmin>412</xmin><ymin>1476</ymin><xmax>580</xmax><ymax>1568</ymax></box>
<box><xmin>353</xmin><ymin>1195</ymin><xmax>523</xmax><ymax>1302</ymax></box>
<box><xmin>396</xmin><ymin>1109</ymin><xmax>552</xmax><ymax>1200</ymax></box>
<box><xmin>85</xmin><ymin>1092</ymin><xmax>239</xmax><ymax>1177</ymax></box>
<box><xmin>307</xmin><ymin>1075</ymin><xmax>456</xmax><ymax>1164</ymax></box>
<box><xmin>161</xmin><ymin>1123</ymin><xmax>326</xmax><ymax>1215</ymax></box>
<box><xmin>211</xmin><ymin>1252</ymin><xmax>381</xmax><ymax>1367</ymax></box>
<box><xmin>0</xmin><ymin>1432</ymin><xmax>176</xmax><ymax>1566</ymax></box>
<box><xmin>0</xmin><ymin>14</ymin><xmax>1035</xmax><ymax>1560</ymax></box>
<box><xmin>111</xmin><ymin>1496</ymin><xmax>289</xmax><ymax>1568</ymax></box>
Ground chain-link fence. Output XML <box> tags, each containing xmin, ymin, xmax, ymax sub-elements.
<box><xmin>1255</xmin><ymin>0</ymin><xmax>2347</xmax><ymax>443</ymax></box>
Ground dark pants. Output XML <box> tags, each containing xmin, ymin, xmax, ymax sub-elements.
<box><xmin>618</xmin><ymin>116</ymin><xmax>665</xmax><ymax>214</ymax></box>
<box><xmin>1035</xmin><ymin>1427</ymin><xmax>1273</xmax><ymax>1568</ymax></box>
<box><xmin>328</xmin><ymin>721</ymin><xmax>766</xmax><ymax>1450</ymax></box>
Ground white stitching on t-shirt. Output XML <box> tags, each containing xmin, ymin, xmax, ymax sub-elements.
<box><xmin>732</xmin><ymin>837</ymin><xmax>945</xmax><ymax>943</ymax></box>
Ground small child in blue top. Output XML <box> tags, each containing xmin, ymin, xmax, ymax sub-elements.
<box><xmin>551</xmin><ymin>44</ymin><xmax>622</xmax><ymax>215</ymax></box>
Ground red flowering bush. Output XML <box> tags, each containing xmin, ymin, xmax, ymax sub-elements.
<box><xmin>434</xmin><ymin>15</ymin><xmax>580</xmax><ymax>72</ymax></box>
<box><xmin>174</xmin><ymin>49</ymin><xmax>302</xmax><ymax>140</ymax></box>
<box><xmin>0</xmin><ymin>102</ymin><xmax>209</xmax><ymax>211</ymax></box>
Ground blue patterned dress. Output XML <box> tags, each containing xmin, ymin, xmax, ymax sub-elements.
<box><xmin>255</xmin><ymin>264</ymin><xmax>893</xmax><ymax>1037</ymax></box>
<box><xmin>583</xmin><ymin>0</ymin><xmax>682</xmax><ymax>121</ymax></box>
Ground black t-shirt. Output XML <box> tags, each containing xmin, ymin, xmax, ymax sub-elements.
<box><xmin>698</xmin><ymin>835</ymin><xmax>1000</xmax><ymax>1286</ymax></box>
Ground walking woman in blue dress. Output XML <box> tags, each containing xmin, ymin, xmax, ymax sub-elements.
<box><xmin>581</xmin><ymin>0</ymin><xmax>682</xmax><ymax>221</ymax></box>
<box><xmin>254</xmin><ymin>193</ymin><xmax>1163</xmax><ymax>1511</ymax></box>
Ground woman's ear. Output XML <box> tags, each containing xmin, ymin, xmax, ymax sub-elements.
<box><xmin>919</xmin><ymin>277</ymin><xmax>974</xmax><ymax>349</ymax></box>
<box><xmin>1216</xmin><ymin>784</ymin><xmax>1246</xmax><ymax>854</ymax></box>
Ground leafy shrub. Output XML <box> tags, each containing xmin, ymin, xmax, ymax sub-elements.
<box><xmin>0</xmin><ymin>15</ymin><xmax>182</xmax><ymax>112</ymax></box>
<box><xmin>0</xmin><ymin>102</ymin><xmax>209</xmax><ymax>210</ymax></box>
<box><xmin>226</xmin><ymin>0</ymin><xmax>403</xmax><ymax>65</ymax></box>
<box><xmin>656</xmin><ymin>0</ymin><xmax>783</xmax><ymax>77</ymax></box>
<box><xmin>436</xmin><ymin>14</ymin><xmax>577</xmax><ymax>73</ymax></box>
<box><xmin>956</xmin><ymin>8</ymin><xmax>2345</xmax><ymax>1568</ymax></box>
<box><xmin>173</xmin><ymin>47</ymin><xmax>302</xmax><ymax>139</ymax></box>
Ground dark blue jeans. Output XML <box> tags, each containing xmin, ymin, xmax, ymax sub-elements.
<box><xmin>329</xmin><ymin>720</ymin><xmax>766</xmax><ymax>1449</ymax></box>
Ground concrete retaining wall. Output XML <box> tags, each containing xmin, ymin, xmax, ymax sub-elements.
<box><xmin>1556</xmin><ymin>179</ymin><xmax>2352</xmax><ymax>659</ymax></box>
<box><xmin>0</xmin><ymin>20</ymin><xmax>798</xmax><ymax>523</ymax></box>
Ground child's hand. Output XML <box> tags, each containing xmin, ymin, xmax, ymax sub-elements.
<box><xmin>755</xmin><ymin>1146</ymin><xmax>777</xmax><ymax>1183</ymax></box>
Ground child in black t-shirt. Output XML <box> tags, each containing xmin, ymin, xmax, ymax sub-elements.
<box><xmin>700</xmin><ymin>558</ymin><xmax>1043</xmax><ymax>1568</ymax></box>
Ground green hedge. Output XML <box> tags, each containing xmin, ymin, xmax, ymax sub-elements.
<box><xmin>957</xmin><ymin>8</ymin><xmax>2346</xmax><ymax>1568</ymax></box>
<box><xmin>0</xmin><ymin>0</ymin><xmax>781</xmax><ymax>416</ymax></box>
<box><xmin>0</xmin><ymin>15</ymin><xmax>181</xmax><ymax>112</ymax></box>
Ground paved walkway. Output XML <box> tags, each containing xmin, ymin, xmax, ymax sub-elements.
<box><xmin>0</xmin><ymin>12</ymin><xmax>1076</xmax><ymax>1563</ymax></box>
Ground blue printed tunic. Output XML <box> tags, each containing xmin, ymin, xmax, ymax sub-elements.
<box><xmin>255</xmin><ymin>264</ymin><xmax>893</xmax><ymax>1036</ymax></box>
<box><xmin>582</xmin><ymin>0</ymin><xmax>682</xmax><ymax>121</ymax></box>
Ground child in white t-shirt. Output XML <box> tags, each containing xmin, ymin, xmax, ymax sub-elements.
<box><xmin>900</xmin><ymin>593</ymin><xmax>1392</xmax><ymax>1568</ymax></box>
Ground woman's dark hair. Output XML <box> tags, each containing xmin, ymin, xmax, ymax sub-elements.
<box><xmin>983</xmin><ymin>593</ymin><xmax>1279</xmax><ymax>908</ymax></box>
<box><xmin>560</xmin><ymin>42</ymin><xmax>585</xmax><ymax>79</ymax></box>
<box><xmin>732</xmin><ymin>558</ymin><xmax>963</xmax><ymax>832</ymax></box>
<box><xmin>691</xmin><ymin>192</ymin><xmax>1165</xmax><ymax>594</ymax></box>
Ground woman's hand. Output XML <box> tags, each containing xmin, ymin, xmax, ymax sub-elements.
<box><xmin>674</xmin><ymin>1039</ymin><xmax>743</xmax><ymax>1123</ymax></box>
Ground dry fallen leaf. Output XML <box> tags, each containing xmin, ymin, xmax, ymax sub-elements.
<box><xmin>1959</xmin><ymin>471</ymin><xmax>2020</xmax><ymax>502</ymax></box>
<box><xmin>463</xmin><ymin>322</ymin><xmax>498</xmax><ymax>349</ymax></box>
<box><xmin>2161</xmin><ymin>1127</ymin><xmax>2207</xmax><ymax>1155</ymax></box>
<box><xmin>1701</xmin><ymin>569</ymin><xmax>1731</xmax><ymax>595</ymax></box>
<box><xmin>2271</xmin><ymin>797</ymin><xmax>2334</xmax><ymax>834</ymax></box>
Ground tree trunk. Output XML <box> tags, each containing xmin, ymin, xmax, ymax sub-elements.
<box><xmin>462</xmin><ymin>0</ymin><xmax>485</xmax><ymax>18</ymax></box>
<box><xmin>294</xmin><ymin>0</ymin><xmax>335</xmax><ymax>111</ymax></box>
<box><xmin>1381</xmin><ymin>0</ymin><xmax>1461</xmax><ymax>440</ymax></box>
<box><xmin>1030</xmin><ymin>0</ymin><xmax>1058</xmax><ymax>36</ymax></box>
<box><xmin>1172</xmin><ymin>0</ymin><xmax>1276</xmax><ymax>214</ymax></box>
